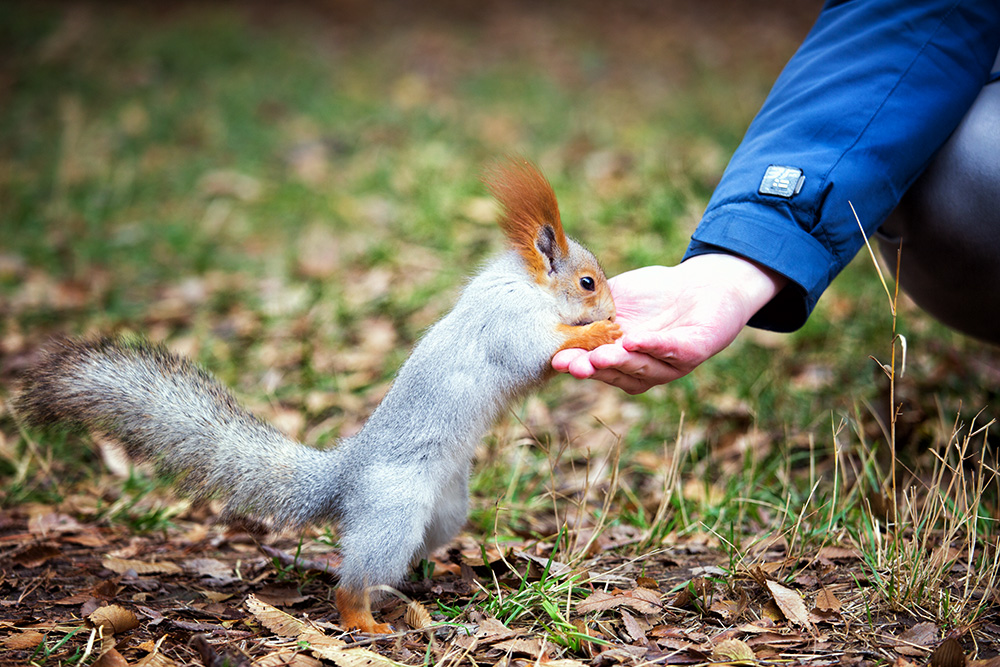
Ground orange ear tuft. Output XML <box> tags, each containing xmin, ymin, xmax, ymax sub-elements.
<box><xmin>484</xmin><ymin>157</ymin><xmax>569</xmax><ymax>279</ymax></box>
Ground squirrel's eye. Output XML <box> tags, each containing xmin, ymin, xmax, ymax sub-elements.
<box><xmin>579</xmin><ymin>276</ymin><xmax>596</xmax><ymax>292</ymax></box>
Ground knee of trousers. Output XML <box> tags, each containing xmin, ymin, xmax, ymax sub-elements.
<box><xmin>879</xmin><ymin>78</ymin><xmax>1000</xmax><ymax>345</ymax></box>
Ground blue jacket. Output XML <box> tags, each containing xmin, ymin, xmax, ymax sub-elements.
<box><xmin>683</xmin><ymin>0</ymin><xmax>1000</xmax><ymax>331</ymax></box>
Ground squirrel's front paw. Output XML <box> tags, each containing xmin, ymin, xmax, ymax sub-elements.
<box><xmin>556</xmin><ymin>319</ymin><xmax>622</xmax><ymax>352</ymax></box>
<box><xmin>590</xmin><ymin>319</ymin><xmax>623</xmax><ymax>347</ymax></box>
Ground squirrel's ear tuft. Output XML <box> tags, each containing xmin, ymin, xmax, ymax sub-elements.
<box><xmin>484</xmin><ymin>157</ymin><xmax>569</xmax><ymax>280</ymax></box>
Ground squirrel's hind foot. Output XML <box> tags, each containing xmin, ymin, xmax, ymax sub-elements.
<box><xmin>335</xmin><ymin>588</ymin><xmax>392</xmax><ymax>634</ymax></box>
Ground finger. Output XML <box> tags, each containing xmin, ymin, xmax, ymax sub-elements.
<box><xmin>565</xmin><ymin>351</ymin><xmax>599</xmax><ymax>379</ymax></box>
<box><xmin>622</xmin><ymin>331</ymin><xmax>705</xmax><ymax>372</ymax></box>
<box><xmin>589</xmin><ymin>345</ymin><xmax>681</xmax><ymax>380</ymax></box>
<box><xmin>551</xmin><ymin>348</ymin><xmax>588</xmax><ymax>373</ymax></box>
<box><xmin>621</xmin><ymin>330</ymin><xmax>679</xmax><ymax>358</ymax></box>
<box><xmin>585</xmin><ymin>344</ymin><xmax>632</xmax><ymax>370</ymax></box>
<box><xmin>562</xmin><ymin>342</ymin><xmax>632</xmax><ymax>378</ymax></box>
<box><xmin>587</xmin><ymin>368</ymin><xmax>661</xmax><ymax>395</ymax></box>
<box><xmin>590</xmin><ymin>348</ymin><xmax>689</xmax><ymax>391</ymax></box>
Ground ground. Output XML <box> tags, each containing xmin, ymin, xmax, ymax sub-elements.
<box><xmin>2</xmin><ymin>1</ymin><xmax>1000</xmax><ymax>666</ymax></box>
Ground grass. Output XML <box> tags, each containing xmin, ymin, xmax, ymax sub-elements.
<box><xmin>2</xmin><ymin>2</ymin><xmax>1000</xmax><ymax>664</ymax></box>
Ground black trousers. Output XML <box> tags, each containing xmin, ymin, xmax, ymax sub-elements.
<box><xmin>880</xmin><ymin>68</ymin><xmax>1000</xmax><ymax>344</ymax></box>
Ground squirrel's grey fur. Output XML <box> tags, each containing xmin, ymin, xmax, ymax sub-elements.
<box><xmin>13</xmin><ymin>245</ymin><xmax>612</xmax><ymax>595</ymax></box>
<box><xmin>14</xmin><ymin>158</ymin><xmax>620</xmax><ymax>630</ymax></box>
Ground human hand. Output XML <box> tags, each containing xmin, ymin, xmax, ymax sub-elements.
<box><xmin>551</xmin><ymin>254</ymin><xmax>787</xmax><ymax>394</ymax></box>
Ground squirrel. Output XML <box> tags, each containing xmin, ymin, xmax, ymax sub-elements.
<box><xmin>12</xmin><ymin>157</ymin><xmax>622</xmax><ymax>634</ymax></box>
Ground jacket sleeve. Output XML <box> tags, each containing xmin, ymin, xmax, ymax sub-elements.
<box><xmin>682</xmin><ymin>0</ymin><xmax>1000</xmax><ymax>332</ymax></box>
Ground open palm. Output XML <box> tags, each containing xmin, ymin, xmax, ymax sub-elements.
<box><xmin>551</xmin><ymin>254</ymin><xmax>787</xmax><ymax>394</ymax></box>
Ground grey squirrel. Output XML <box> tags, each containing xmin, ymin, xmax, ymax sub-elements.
<box><xmin>13</xmin><ymin>158</ymin><xmax>621</xmax><ymax>634</ymax></box>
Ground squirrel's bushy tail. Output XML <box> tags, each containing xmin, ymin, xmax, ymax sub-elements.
<box><xmin>13</xmin><ymin>338</ymin><xmax>340</xmax><ymax>529</ymax></box>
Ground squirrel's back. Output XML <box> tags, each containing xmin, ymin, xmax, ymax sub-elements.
<box><xmin>14</xmin><ymin>338</ymin><xmax>342</xmax><ymax>528</ymax></box>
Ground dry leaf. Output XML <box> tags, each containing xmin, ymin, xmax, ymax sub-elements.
<box><xmin>474</xmin><ymin>616</ymin><xmax>520</xmax><ymax>641</ymax></box>
<box><xmin>636</xmin><ymin>577</ymin><xmax>659</xmax><ymax>590</ymax></box>
<box><xmin>594</xmin><ymin>645</ymin><xmax>649</xmax><ymax>664</ymax></box>
<box><xmin>713</xmin><ymin>638</ymin><xmax>756</xmax><ymax>664</ymax></box>
<box><xmin>621</xmin><ymin>610</ymin><xmax>646</xmax><ymax>643</ymax></box>
<box><xmin>134</xmin><ymin>635</ymin><xmax>177</xmax><ymax>667</ymax></box>
<box><xmin>670</xmin><ymin>577</ymin><xmax>710</xmax><ymax>609</ymax></box>
<box><xmin>709</xmin><ymin>597</ymin><xmax>740</xmax><ymax>622</ymax></box>
<box><xmin>309</xmin><ymin>646</ymin><xmax>401</xmax><ymax>667</ymax></box>
<box><xmin>494</xmin><ymin>637</ymin><xmax>547</xmax><ymax>658</ymax></box>
<box><xmin>578</xmin><ymin>590</ymin><xmax>620</xmax><ymax>613</ymax></box>
<box><xmin>256</xmin><ymin>583</ymin><xmax>311</xmax><ymax>607</ymax></box>
<box><xmin>813</xmin><ymin>586</ymin><xmax>841</xmax><ymax>613</ymax></box>
<box><xmin>99</xmin><ymin>630</ymin><xmax>117</xmax><ymax>654</ymax></box>
<box><xmin>931</xmin><ymin>638</ymin><xmax>966</xmax><ymax>667</ymax></box>
<box><xmin>745</xmin><ymin>630</ymin><xmax>809</xmax><ymax>649</ymax></box>
<box><xmin>93</xmin><ymin>579</ymin><xmax>119</xmax><ymax>599</ymax></box>
<box><xmin>256</xmin><ymin>652</ymin><xmax>324</xmax><ymax>667</ymax></box>
<box><xmin>201</xmin><ymin>591</ymin><xmax>233</xmax><ymax>603</ymax></box>
<box><xmin>756</xmin><ymin>561</ymin><xmax>786</xmax><ymax>576</ymax></box>
<box><xmin>135</xmin><ymin>654</ymin><xmax>180</xmax><ymax>667</ymax></box>
<box><xmin>62</xmin><ymin>533</ymin><xmax>108</xmax><ymax>547</ymax></box>
<box><xmin>571</xmin><ymin>619</ymin><xmax>599</xmax><ymax>658</ymax></box>
<box><xmin>246</xmin><ymin>594</ymin><xmax>345</xmax><ymax>656</ymax></box>
<box><xmin>184</xmin><ymin>558</ymin><xmax>236</xmax><ymax>582</ymax></box>
<box><xmin>815</xmin><ymin>546</ymin><xmax>860</xmax><ymax>561</ymax></box>
<box><xmin>405</xmin><ymin>600</ymin><xmax>433</xmax><ymax>630</ymax></box>
<box><xmin>764</xmin><ymin>580</ymin><xmax>812</xmax><ymax>629</ymax></box>
<box><xmin>745</xmin><ymin>565</ymin><xmax>768</xmax><ymax>588</ymax></box>
<box><xmin>189</xmin><ymin>634</ymin><xmax>251</xmax><ymax>667</ymax></box>
<box><xmin>968</xmin><ymin>658</ymin><xmax>1000</xmax><ymax>667</ymax></box>
<box><xmin>725</xmin><ymin>620</ymin><xmax>777</xmax><ymax>636</ymax></box>
<box><xmin>578</xmin><ymin>588</ymin><xmax>662</xmax><ymax>615</ymax></box>
<box><xmin>893</xmin><ymin>622</ymin><xmax>940</xmax><ymax>656</ymax></box>
<box><xmin>300</xmin><ymin>633</ymin><xmax>351</xmax><ymax>655</ymax></box>
<box><xmin>3</xmin><ymin>631</ymin><xmax>45</xmax><ymax>649</ymax></box>
<box><xmin>761</xmin><ymin>599</ymin><xmax>784</xmax><ymax>623</ymax></box>
<box><xmin>899</xmin><ymin>622</ymin><xmax>938</xmax><ymax>645</ymax></box>
<box><xmin>621</xmin><ymin>587</ymin><xmax>663</xmax><ymax>613</ymax></box>
<box><xmin>92</xmin><ymin>648</ymin><xmax>129</xmax><ymax>667</ymax></box>
<box><xmin>103</xmin><ymin>557</ymin><xmax>182</xmax><ymax>575</ymax></box>
<box><xmin>245</xmin><ymin>594</ymin><xmax>309</xmax><ymax>637</ymax></box>
<box><xmin>88</xmin><ymin>605</ymin><xmax>140</xmax><ymax>634</ymax></box>
<box><xmin>12</xmin><ymin>544</ymin><xmax>61</xmax><ymax>568</ymax></box>
<box><xmin>28</xmin><ymin>512</ymin><xmax>84</xmax><ymax>535</ymax></box>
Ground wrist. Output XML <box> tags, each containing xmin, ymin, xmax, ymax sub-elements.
<box><xmin>681</xmin><ymin>253</ymin><xmax>788</xmax><ymax>322</ymax></box>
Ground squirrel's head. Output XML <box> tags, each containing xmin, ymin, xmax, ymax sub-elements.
<box><xmin>484</xmin><ymin>157</ymin><xmax>616</xmax><ymax>327</ymax></box>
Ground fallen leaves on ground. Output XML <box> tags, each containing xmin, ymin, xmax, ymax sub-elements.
<box><xmin>8</xmin><ymin>504</ymin><xmax>984</xmax><ymax>666</ymax></box>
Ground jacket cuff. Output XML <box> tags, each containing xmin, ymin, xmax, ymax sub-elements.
<box><xmin>683</xmin><ymin>203</ymin><xmax>836</xmax><ymax>332</ymax></box>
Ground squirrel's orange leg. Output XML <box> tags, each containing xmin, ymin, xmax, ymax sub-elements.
<box><xmin>555</xmin><ymin>319</ymin><xmax>622</xmax><ymax>353</ymax></box>
<box><xmin>336</xmin><ymin>587</ymin><xmax>392</xmax><ymax>634</ymax></box>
